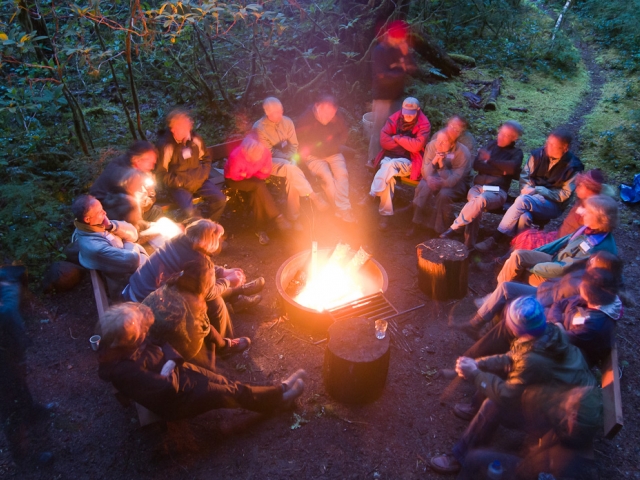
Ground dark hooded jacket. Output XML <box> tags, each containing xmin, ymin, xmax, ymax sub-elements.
<box><xmin>471</xmin><ymin>323</ymin><xmax>595</xmax><ymax>410</ymax></box>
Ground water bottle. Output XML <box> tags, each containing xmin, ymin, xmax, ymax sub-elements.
<box><xmin>487</xmin><ymin>460</ymin><xmax>504</xmax><ymax>479</ymax></box>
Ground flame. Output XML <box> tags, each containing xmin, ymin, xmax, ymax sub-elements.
<box><xmin>154</xmin><ymin>217</ymin><xmax>182</xmax><ymax>239</ymax></box>
<box><xmin>294</xmin><ymin>261</ymin><xmax>365</xmax><ymax>312</ymax></box>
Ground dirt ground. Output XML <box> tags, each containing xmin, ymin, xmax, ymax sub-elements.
<box><xmin>2</xmin><ymin>148</ymin><xmax>640</xmax><ymax>480</ymax></box>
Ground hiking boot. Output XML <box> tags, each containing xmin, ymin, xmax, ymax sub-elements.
<box><xmin>336</xmin><ymin>209</ymin><xmax>357</xmax><ymax>223</ymax></box>
<box><xmin>256</xmin><ymin>231</ymin><xmax>270</xmax><ymax>246</ymax></box>
<box><xmin>475</xmin><ymin>237</ymin><xmax>497</xmax><ymax>253</ymax></box>
<box><xmin>439</xmin><ymin>228</ymin><xmax>457</xmax><ymax>240</ymax></box>
<box><xmin>309</xmin><ymin>192</ymin><xmax>329</xmax><ymax>212</ymax></box>
<box><xmin>281</xmin><ymin>369</ymin><xmax>308</xmax><ymax>408</ymax></box>
<box><xmin>219</xmin><ymin>337</ymin><xmax>251</xmax><ymax>358</ymax></box>
<box><xmin>240</xmin><ymin>277</ymin><xmax>265</xmax><ymax>296</ymax></box>
<box><xmin>453</xmin><ymin>402</ymin><xmax>479</xmax><ymax>421</ymax></box>
<box><xmin>231</xmin><ymin>294</ymin><xmax>262</xmax><ymax>312</ymax></box>
<box><xmin>275</xmin><ymin>214</ymin><xmax>292</xmax><ymax>231</ymax></box>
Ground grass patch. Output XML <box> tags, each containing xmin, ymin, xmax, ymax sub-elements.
<box><xmin>579</xmin><ymin>72</ymin><xmax>640</xmax><ymax>179</ymax></box>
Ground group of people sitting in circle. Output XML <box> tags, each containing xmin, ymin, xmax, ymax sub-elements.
<box><xmin>68</xmin><ymin>89</ymin><xmax>625</xmax><ymax>479</ymax></box>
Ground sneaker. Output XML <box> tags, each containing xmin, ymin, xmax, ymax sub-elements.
<box><xmin>378</xmin><ymin>216</ymin><xmax>390</xmax><ymax>231</ymax></box>
<box><xmin>453</xmin><ymin>402</ymin><xmax>478</xmax><ymax>421</ymax></box>
<box><xmin>430</xmin><ymin>454</ymin><xmax>461</xmax><ymax>474</ymax></box>
<box><xmin>232</xmin><ymin>294</ymin><xmax>262</xmax><ymax>312</ymax></box>
<box><xmin>475</xmin><ymin>237</ymin><xmax>497</xmax><ymax>253</ymax></box>
<box><xmin>256</xmin><ymin>231</ymin><xmax>270</xmax><ymax>245</ymax></box>
<box><xmin>309</xmin><ymin>193</ymin><xmax>329</xmax><ymax>212</ymax></box>
<box><xmin>336</xmin><ymin>209</ymin><xmax>357</xmax><ymax>223</ymax></box>
<box><xmin>275</xmin><ymin>214</ymin><xmax>292</xmax><ymax>231</ymax></box>
<box><xmin>281</xmin><ymin>369</ymin><xmax>308</xmax><ymax>407</ymax></box>
<box><xmin>240</xmin><ymin>277</ymin><xmax>265</xmax><ymax>296</ymax></box>
<box><xmin>219</xmin><ymin>337</ymin><xmax>251</xmax><ymax>358</ymax></box>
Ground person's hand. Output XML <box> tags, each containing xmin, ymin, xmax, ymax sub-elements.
<box><xmin>225</xmin><ymin>270</ymin><xmax>245</xmax><ymax>288</ymax></box>
<box><xmin>432</xmin><ymin>152</ymin><xmax>445</xmax><ymax>169</ymax></box>
<box><xmin>521</xmin><ymin>185</ymin><xmax>536</xmax><ymax>195</ymax></box>
<box><xmin>455</xmin><ymin>356</ymin><xmax>478</xmax><ymax>380</ymax></box>
<box><xmin>478</xmin><ymin>149</ymin><xmax>490</xmax><ymax>162</ymax></box>
<box><xmin>398</xmin><ymin>41</ymin><xmax>409</xmax><ymax>56</ymax></box>
<box><xmin>160</xmin><ymin>360</ymin><xmax>176</xmax><ymax>377</ymax></box>
<box><xmin>123</xmin><ymin>241</ymin><xmax>135</xmax><ymax>251</ymax></box>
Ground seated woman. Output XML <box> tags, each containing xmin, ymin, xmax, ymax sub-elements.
<box><xmin>462</xmin><ymin>251</ymin><xmax>623</xmax><ymax>338</ymax></box>
<box><xmin>496</xmin><ymin>194</ymin><xmax>618</xmax><ymax>287</ymax></box>
<box><xmin>463</xmin><ymin>270</ymin><xmax>620</xmax><ymax>365</ymax></box>
<box><xmin>224</xmin><ymin>133</ymin><xmax>292</xmax><ymax>246</ymax></box>
<box><xmin>125</xmin><ymin>219</ymin><xmax>264</xmax><ymax>337</ymax></box>
<box><xmin>98</xmin><ymin>303</ymin><xmax>306</xmax><ymax>420</ymax></box>
<box><xmin>143</xmin><ymin>258</ymin><xmax>251</xmax><ymax>371</ymax></box>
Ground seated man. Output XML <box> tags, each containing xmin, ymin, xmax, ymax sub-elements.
<box><xmin>365</xmin><ymin>97</ymin><xmax>431</xmax><ymax>230</ymax></box>
<box><xmin>296</xmin><ymin>95</ymin><xmax>355</xmax><ymax>223</ymax></box>
<box><xmin>430</xmin><ymin>297</ymin><xmax>595</xmax><ymax>475</ymax></box>
<box><xmin>440</xmin><ymin>121</ymin><xmax>524</xmax><ymax>247</ymax></box>
<box><xmin>442</xmin><ymin>115</ymin><xmax>476</xmax><ymax>157</ymax></box>
<box><xmin>253</xmin><ymin>97</ymin><xmax>328</xmax><ymax>229</ymax></box>
<box><xmin>125</xmin><ymin>219</ymin><xmax>263</xmax><ymax>337</ymax></box>
<box><xmin>72</xmin><ymin>194</ymin><xmax>148</xmax><ymax>293</ymax></box>
<box><xmin>98</xmin><ymin>303</ymin><xmax>306</xmax><ymax>420</ymax></box>
<box><xmin>90</xmin><ymin>140</ymin><xmax>162</xmax><ymax>230</ymax></box>
<box><xmin>476</xmin><ymin>128</ymin><xmax>584</xmax><ymax>252</ymax></box>
<box><xmin>410</xmin><ymin>130</ymin><xmax>472</xmax><ymax>235</ymax></box>
<box><xmin>157</xmin><ymin>109</ymin><xmax>227</xmax><ymax>221</ymax></box>
<box><xmin>496</xmin><ymin>194</ymin><xmax>618</xmax><ymax>286</ymax></box>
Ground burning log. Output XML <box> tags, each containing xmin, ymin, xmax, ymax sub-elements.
<box><xmin>416</xmin><ymin>239</ymin><xmax>469</xmax><ymax>301</ymax></box>
<box><xmin>323</xmin><ymin>317</ymin><xmax>390</xmax><ymax>404</ymax></box>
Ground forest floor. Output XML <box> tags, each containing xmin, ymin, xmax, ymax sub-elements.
<box><xmin>3</xmin><ymin>8</ymin><xmax>640</xmax><ymax>480</ymax></box>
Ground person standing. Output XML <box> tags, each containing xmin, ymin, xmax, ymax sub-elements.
<box><xmin>366</xmin><ymin>20</ymin><xmax>417</xmax><ymax>168</ymax></box>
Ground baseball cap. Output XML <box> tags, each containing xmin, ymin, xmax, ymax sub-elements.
<box><xmin>402</xmin><ymin>97</ymin><xmax>420</xmax><ymax>116</ymax></box>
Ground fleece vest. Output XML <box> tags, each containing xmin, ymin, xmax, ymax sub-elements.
<box><xmin>529</xmin><ymin>147</ymin><xmax>584</xmax><ymax>189</ymax></box>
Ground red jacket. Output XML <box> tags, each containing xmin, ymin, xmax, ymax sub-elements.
<box><xmin>373</xmin><ymin>110</ymin><xmax>431</xmax><ymax>180</ymax></box>
<box><xmin>224</xmin><ymin>145</ymin><xmax>272</xmax><ymax>181</ymax></box>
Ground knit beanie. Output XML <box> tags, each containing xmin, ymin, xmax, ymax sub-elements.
<box><xmin>505</xmin><ymin>296</ymin><xmax>546</xmax><ymax>338</ymax></box>
<box><xmin>576</xmin><ymin>169</ymin><xmax>604</xmax><ymax>194</ymax></box>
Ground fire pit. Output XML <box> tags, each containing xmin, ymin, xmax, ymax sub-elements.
<box><xmin>276</xmin><ymin>247</ymin><xmax>389</xmax><ymax>333</ymax></box>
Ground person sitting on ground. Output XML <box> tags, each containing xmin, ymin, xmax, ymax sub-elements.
<box><xmin>125</xmin><ymin>219</ymin><xmax>263</xmax><ymax>337</ymax></box>
<box><xmin>366</xmin><ymin>20</ymin><xmax>417</xmax><ymax>169</ymax></box>
<box><xmin>90</xmin><ymin>140</ymin><xmax>163</xmax><ymax>230</ymax></box>
<box><xmin>430</xmin><ymin>297</ymin><xmax>596</xmax><ymax>475</ymax></box>
<box><xmin>458</xmin><ymin>384</ymin><xmax>602</xmax><ymax>480</ymax></box>
<box><xmin>72</xmin><ymin>194</ymin><xmax>148</xmax><ymax>294</ymax></box>
<box><xmin>363</xmin><ymin>97</ymin><xmax>431</xmax><ymax>230</ymax></box>
<box><xmin>296</xmin><ymin>94</ymin><xmax>355</xmax><ymax>223</ymax></box>
<box><xmin>409</xmin><ymin>130</ymin><xmax>472</xmax><ymax>235</ymax></box>
<box><xmin>98</xmin><ymin>302</ymin><xmax>306</xmax><ymax>421</ymax></box>
<box><xmin>476</xmin><ymin>128</ymin><xmax>584</xmax><ymax>252</ymax></box>
<box><xmin>461</xmin><ymin>269</ymin><xmax>621</xmax><ymax>365</ymax></box>
<box><xmin>156</xmin><ymin>109</ymin><xmax>227</xmax><ymax>221</ymax></box>
<box><xmin>495</xmin><ymin>194</ymin><xmax>618</xmax><ymax>287</ymax></box>
<box><xmin>143</xmin><ymin>259</ymin><xmax>251</xmax><ymax>371</ymax></box>
<box><xmin>460</xmin><ymin>251</ymin><xmax>623</xmax><ymax>339</ymax></box>
<box><xmin>224</xmin><ymin>133</ymin><xmax>293</xmax><ymax>245</ymax></box>
<box><xmin>439</xmin><ymin>121</ymin><xmax>524</xmax><ymax>248</ymax></box>
<box><xmin>253</xmin><ymin>97</ymin><xmax>329</xmax><ymax>230</ymax></box>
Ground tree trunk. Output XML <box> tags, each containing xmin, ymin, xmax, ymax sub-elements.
<box><xmin>125</xmin><ymin>9</ymin><xmax>146</xmax><ymax>140</ymax></box>
<box><xmin>416</xmin><ymin>239</ymin><xmax>469</xmax><ymax>300</ymax></box>
<box><xmin>411</xmin><ymin>31</ymin><xmax>462</xmax><ymax>77</ymax></box>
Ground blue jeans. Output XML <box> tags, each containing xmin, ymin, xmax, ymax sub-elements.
<box><xmin>498</xmin><ymin>194</ymin><xmax>563</xmax><ymax>236</ymax></box>
<box><xmin>171</xmin><ymin>179</ymin><xmax>227</xmax><ymax>221</ymax></box>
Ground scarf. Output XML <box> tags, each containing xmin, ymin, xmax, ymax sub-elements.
<box><xmin>74</xmin><ymin>219</ymin><xmax>106</xmax><ymax>234</ymax></box>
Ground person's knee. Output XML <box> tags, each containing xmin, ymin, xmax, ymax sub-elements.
<box><xmin>513</xmin><ymin>194</ymin><xmax>535</xmax><ymax>211</ymax></box>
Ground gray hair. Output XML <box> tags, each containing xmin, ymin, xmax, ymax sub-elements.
<box><xmin>584</xmin><ymin>194</ymin><xmax>618</xmax><ymax>232</ymax></box>
<box><xmin>262</xmin><ymin>97</ymin><xmax>282</xmax><ymax>113</ymax></box>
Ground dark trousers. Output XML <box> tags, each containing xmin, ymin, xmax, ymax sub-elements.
<box><xmin>464</xmin><ymin>319</ymin><xmax>515</xmax><ymax>359</ymax></box>
<box><xmin>174</xmin><ymin>363</ymin><xmax>284</xmax><ymax>419</ymax></box>
<box><xmin>413</xmin><ymin>180</ymin><xmax>469</xmax><ymax>233</ymax></box>
<box><xmin>171</xmin><ymin>179</ymin><xmax>227</xmax><ymax>221</ymax></box>
<box><xmin>206</xmin><ymin>296</ymin><xmax>233</xmax><ymax>339</ymax></box>
<box><xmin>225</xmin><ymin>178</ymin><xmax>280</xmax><ymax>227</ymax></box>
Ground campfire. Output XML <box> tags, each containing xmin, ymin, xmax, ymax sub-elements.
<box><xmin>276</xmin><ymin>244</ymin><xmax>389</xmax><ymax>332</ymax></box>
<box><xmin>290</xmin><ymin>243</ymin><xmax>373</xmax><ymax>312</ymax></box>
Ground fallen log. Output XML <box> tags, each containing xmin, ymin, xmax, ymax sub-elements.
<box><xmin>484</xmin><ymin>78</ymin><xmax>501</xmax><ymax>111</ymax></box>
<box><xmin>411</xmin><ymin>31</ymin><xmax>462</xmax><ymax>77</ymax></box>
<box><xmin>508</xmin><ymin>107</ymin><xmax>529</xmax><ymax>112</ymax></box>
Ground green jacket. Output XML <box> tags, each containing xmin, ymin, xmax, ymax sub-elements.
<box><xmin>471</xmin><ymin>323</ymin><xmax>595</xmax><ymax>410</ymax></box>
<box><xmin>529</xmin><ymin>229</ymin><xmax>617</xmax><ymax>279</ymax></box>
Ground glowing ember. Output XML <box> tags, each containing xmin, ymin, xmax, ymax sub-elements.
<box><xmin>294</xmin><ymin>244</ymin><xmax>372</xmax><ymax>312</ymax></box>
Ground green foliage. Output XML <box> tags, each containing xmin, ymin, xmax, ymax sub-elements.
<box><xmin>409</xmin><ymin>0</ymin><xmax>580</xmax><ymax>78</ymax></box>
